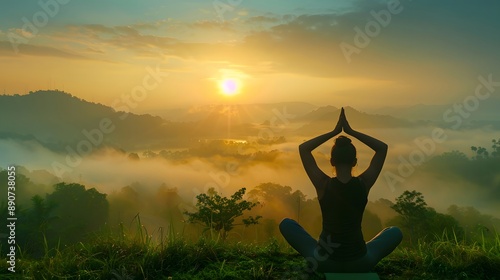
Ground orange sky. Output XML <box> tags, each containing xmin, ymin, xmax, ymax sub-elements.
<box><xmin>1</xmin><ymin>1</ymin><xmax>499</xmax><ymax>113</ymax></box>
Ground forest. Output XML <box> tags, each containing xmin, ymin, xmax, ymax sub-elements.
<box><xmin>1</xmin><ymin>139</ymin><xmax>499</xmax><ymax>278</ymax></box>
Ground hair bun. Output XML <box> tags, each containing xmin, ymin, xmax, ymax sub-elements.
<box><xmin>335</xmin><ymin>136</ymin><xmax>352</xmax><ymax>147</ymax></box>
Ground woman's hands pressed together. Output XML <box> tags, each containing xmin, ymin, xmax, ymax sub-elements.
<box><xmin>334</xmin><ymin>107</ymin><xmax>354</xmax><ymax>135</ymax></box>
<box><xmin>332</xmin><ymin>109</ymin><xmax>343</xmax><ymax>135</ymax></box>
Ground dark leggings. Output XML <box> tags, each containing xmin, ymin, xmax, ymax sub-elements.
<box><xmin>279</xmin><ymin>218</ymin><xmax>403</xmax><ymax>273</ymax></box>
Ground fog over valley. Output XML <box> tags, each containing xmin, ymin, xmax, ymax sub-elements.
<box><xmin>1</xmin><ymin>91</ymin><xmax>499</xmax><ymax>221</ymax></box>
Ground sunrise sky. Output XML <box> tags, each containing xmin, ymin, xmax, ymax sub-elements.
<box><xmin>0</xmin><ymin>0</ymin><xmax>499</xmax><ymax>112</ymax></box>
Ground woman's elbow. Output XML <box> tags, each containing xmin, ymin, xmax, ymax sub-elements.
<box><xmin>383</xmin><ymin>143</ymin><xmax>388</xmax><ymax>150</ymax></box>
<box><xmin>298</xmin><ymin>143</ymin><xmax>306</xmax><ymax>152</ymax></box>
<box><xmin>379</xmin><ymin>143</ymin><xmax>388</xmax><ymax>153</ymax></box>
<box><xmin>298</xmin><ymin>144</ymin><xmax>310</xmax><ymax>158</ymax></box>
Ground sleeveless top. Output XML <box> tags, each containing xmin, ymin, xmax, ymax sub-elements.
<box><xmin>318</xmin><ymin>176</ymin><xmax>368</xmax><ymax>261</ymax></box>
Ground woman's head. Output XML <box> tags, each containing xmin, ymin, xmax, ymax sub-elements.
<box><xmin>330</xmin><ymin>136</ymin><xmax>357</xmax><ymax>167</ymax></box>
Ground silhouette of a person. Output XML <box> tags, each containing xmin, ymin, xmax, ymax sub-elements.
<box><xmin>280</xmin><ymin>107</ymin><xmax>402</xmax><ymax>273</ymax></box>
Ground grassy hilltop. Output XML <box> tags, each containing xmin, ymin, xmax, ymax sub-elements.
<box><xmin>2</xmin><ymin>225</ymin><xmax>499</xmax><ymax>280</ymax></box>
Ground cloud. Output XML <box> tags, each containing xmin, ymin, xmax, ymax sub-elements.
<box><xmin>0</xmin><ymin>40</ymin><xmax>85</xmax><ymax>59</ymax></box>
<box><xmin>59</xmin><ymin>24</ymin><xmax>178</xmax><ymax>56</ymax></box>
<box><xmin>245</xmin><ymin>15</ymin><xmax>282</xmax><ymax>25</ymax></box>
<box><xmin>130</xmin><ymin>19</ymin><xmax>171</xmax><ymax>31</ymax></box>
<box><xmin>4</xmin><ymin>0</ymin><xmax>499</xmax><ymax>82</ymax></box>
<box><xmin>84</xmin><ymin>47</ymin><xmax>105</xmax><ymax>54</ymax></box>
<box><xmin>8</xmin><ymin>28</ymin><xmax>36</xmax><ymax>39</ymax></box>
<box><xmin>190</xmin><ymin>20</ymin><xmax>234</xmax><ymax>31</ymax></box>
<box><xmin>79</xmin><ymin>24</ymin><xmax>116</xmax><ymax>35</ymax></box>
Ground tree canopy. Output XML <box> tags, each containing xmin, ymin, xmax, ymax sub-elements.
<box><xmin>184</xmin><ymin>187</ymin><xmax>261</xmax><ymax>240</ymax></box>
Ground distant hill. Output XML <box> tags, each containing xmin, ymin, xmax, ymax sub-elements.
<box><xmin>370</xmin><ymin>103</ymin><xmax>449</xmax><ymax>121</ymax></box>
<box><xmin>145</xmin><ymin>102</ymin><xmax>319</xmax><ymax>123</ymax></box>
<box><xmin>0</xmin><ymin>90</ymin><xmax>187</xmax><ymax>151</ymax></box>
<box><xmin>0</xmin><ymin>91</ymin><xmax>319</xmax><ymax>151</ymax></box>
<box><xmin>293</xmin><ymin>106</ymin><xmax>416</xmax><ymax>135</ymax></box>
<box><xmin>367</xmin><ymin>100</ymin><xmax>500</xmax><ymax>130</ymax></box>
<box><xmin>146</xmin><ymin>103</ymin><xmax>419</xmax><ymax>138</ymax></box>
<box><xmin>7</xmin><ymin>90</ymin><xmax>495</xmax><ymax>153</ymax></box>
<box><xmin>294</xmin><ymin>105</ymin><xmax>340</xmax><ymax>122</ymax></box>
<box><xmin>370</xmin><ymin>98</ymin><xmax>500</xmax><ymax>122</ymax></box>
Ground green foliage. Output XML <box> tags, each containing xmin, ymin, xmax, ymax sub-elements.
<box><xmin>448</xmin><ymin>205</ymin><xmax>500</xmax><ymax>242</ymax></box>
<box><xmin>0</xmin><ymin>182</ymin><xmax>109</xmax><ymax>257</ymax></box>
<box><xmin>391</xmin><ymin>190</ymin><xmax>427</xmax><ymax>219</ymax></box>
<box><xmin>422</xmin><ymin>208</ymin><xmax>464</xmax><ymax>241</ymax></box>
<box><xmin>419</xmin><ymin>140</ymin><xmax>500</xmax><ymax>207</ymax></box>
<box><xmin>376</xmin><ymin>231</ymin><xmax>500</xmax><ymax>279</ymax></box>
<box><xmin>471</xmin><ymin>145</ymin><xmax>489</xmax><ymax>159</ymax></box>
<box><xmin>184</xmin><ymin>187</ymin><xmax>262</xmax><ymax>240</ymax></box>
<box><xmin>391</xmin><ymin>190</ymin><xmax>427</xmax><ymax>243</ymax></box>
<box><xmin>1</xmin><ymin>227</ymin><xmax>499</xmax><ymax>279</ymax></box>
<box><xmin>48</xmin><ymin>183</ymin><xmax>109</xmax><ymax>245</ymax></box>
<box><xmin>390</xmin><ymin>190</ymin><xmax>463</xmax><ymax>244</ymax></box>
<box><xmin>493</xmin><ymin>138</ymin><xmax>500</xmax><ymax>158</ymax></box>
<box><xmin>0</xmin><ymin>169</ymin><xmax>50</xmax><ymax>206</ymax></box>
<box><xmin>471</xmin><ymin>138</ymin><xmax>500</xmax><ymax>160</ymax></box>
<box><xmin>248</xmin><ymin>183</ymin><xmax>304</xmax><ymax>204</ymax></box>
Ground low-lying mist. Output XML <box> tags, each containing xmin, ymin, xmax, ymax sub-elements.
<box><xmin>1</xmin><ymin>125</ymin><xmax>499</xmax><ymax>228</ymax></box>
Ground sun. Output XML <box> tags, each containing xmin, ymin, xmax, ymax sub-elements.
<box><xmin>219</xmin><ymin>78</ymin><xmax>241</xmax><ymax>96</ymax></box>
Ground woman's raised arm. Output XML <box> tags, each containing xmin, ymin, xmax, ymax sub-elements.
<box><xmin>340</xmin><ymin>108</ymin><xmax>388</xmax><ymax>191</ymax></box>
<box><xmin>299</xmin><ymin>112</ymin><xmax>342</xmax><ymax>191</ymax></box>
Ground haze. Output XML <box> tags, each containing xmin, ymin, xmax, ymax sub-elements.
<box><xmin>0</xmin><ymin>0</ymin><xmax>499</xmax><ymax>234</ymax></box>
<box><xmin>1</xmin><ymin>1</ymin><xmax>499</xmax><ymax>112</ymax></box>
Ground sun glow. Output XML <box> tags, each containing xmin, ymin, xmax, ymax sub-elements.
<box><xmin>219</xmin><ymin>78</ymin><xmax>241</xmax><ymax>96</ymax></box>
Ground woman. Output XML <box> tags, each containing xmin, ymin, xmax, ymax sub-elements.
<box><xmin>279</xmin><ymin>107</ymin><xmax>402</xmax><ymax>273</ymax></box>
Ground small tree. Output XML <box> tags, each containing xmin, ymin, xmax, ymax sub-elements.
<box><xmin>391</xmin><ymin>190</ymin><xmax>427</xmax><ymax>244</ymax></box>
<box><xmin>184</xmin><ymin>187</ymin><xmax>261</xmax><ymax>240</ymax></box>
